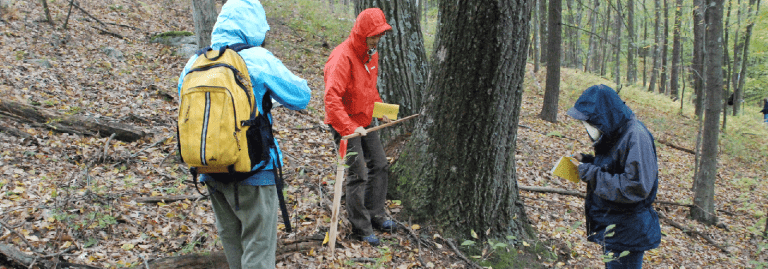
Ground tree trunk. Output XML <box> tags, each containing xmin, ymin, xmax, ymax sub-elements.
<box><xmin>627</xmin><ymin>0</ymin><xmax>637</xmax><ymax>84</ymax></box>
<box><xmin>353</xmin><ymin>0</ymin><xmax>429</xmax><ymax>149</ymax></box>
<box><xmin>540</xmin><ymin>0</ymin><xmax>549</xmax><ymax>64</ymax></box>
<box><xmin>192</xmin><ymin>0</ymin><xmax>218</xmax><ymax>49</ymax></box>
<box><xmin>533</xmin><ymin>5</ymin><xmax>541</xmax><ymax>73</ymax></box>
<box><xmin>392</xmin><ymin>0</ymin><xmax>534</xmax><ymax>243</ymax></box>
<box><xmin>614</xmin><ymin>0</ymin><xmax>622</xmax><ymax>87</ymax></box>
<box><xmin>40</xmin><ymin>0</ymin><xmax>53</xmax><ymax>24</ymax></box>
<box><xmin>670</xmin><ymin>0</ymin><xmax>682</xmax><ymax>100</ymax></box>
<box><xmin>734</xmin><ymin>0</ymin><xmax>759</xmax><ymax>115</ymax></box>
<box><xmin>585</xmin><ymin>0</ymin><xmax>600</xmax><ymax>73</ymax></box>
<box><xmin>648</xmin><ymin>0</ymin><xmax>661</xmax><ymax>92</ymax></box>
<box><xmin>600</xmin><ymin>3</ymin><xmax>609</xmax><ymax>76</ymax></box>
<box><xmin>541</xmin><ymin>0</ymin><xmax>562</xmax><ymax>123</ymax></box>
<box><xmin>722</xmin><ymin>0</ymin><xmax>732</xmax><ymax>130</ymax></box>
<box><xmin>730</xmin><ymin>1</ymin><xmax>743</xmax><ymax>110</ymax></box>
<box><xmin>692</xmin><ymin>0</ymin><xmax>706</xmax><ymax>118</ymax></box>
<box><xmin>691</xmin><ymin>0</ymin><xmax>724</xmax><ymax>226</ymax></box>
<box><xmin>643</xmin><ymin>0</ymin><xmax>648</xmax><ymax>87</ymax></box>
<box><xmin>659</xmin><ymin>0</ymin><xmax>669</xmax><ymax>94</ymax></box>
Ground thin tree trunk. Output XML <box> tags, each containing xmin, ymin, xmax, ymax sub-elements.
<box><xmin>540</xmin><ymin>0</ymin><xmax>549</xmax><ymax>64</ymax></box>
<box><xmin>533</xmin><ymin>4</ymin><xmax>541</xmax><ymax>73</ymax></box>
<box><xmin>600</xmin><ymin>3</ymin><xmax>610</xmax><ymax>76</ymax></box>
<box><xmin>41</xmin><ymin>0</ymin><xmax>53</xmax><ymax>24</ymax></box>
<box><xmin>692</xmin><ymin>0</ymin><xmax>724</xmax><ymax>226</ymax></box>
<box><xmin>660</xmin><ymin>0</ymin><xmax>669</xmax><ymax>94</ymax></box>
<box><xmin>627</xmin><ymin>0</ymin><xmax>637</xmax><ymax>84</ymax></box>
<box><xmin>692</xmin><ymin>0</ymin><xmax>706</xmax><ymax>118</ymax></box>
<box><xmin>670</xmin><ymin>0</ymin><xmax>682</xmax><ymax>100</ymax></box>
<box><xmin>541</xmin><ymin>0</ymin><xmax>562</xmax><ymax>123</ymax></box>
<box><xmin>615</xmin><ymin>0</ymin><xmax>622</xmax><ymax>86</ymax></box>
<box><xmin>393</xmin><ymin>0</ymin><xmax>534</xmax><ymax>244</ymax></box>
<box><xmin>585</xmin><ymin>0</ymin><xmax>600</xmax><ymax>73</ymax></box>
<box><xmin>643</xmin><ymin>2</ymin><xmax>648</xmax><ymax>87</ymax></box>
<box><xmin>722</xmin><ymin>0</ymin><xmax>733</xmax><ymax>131</ymax></box>
<box><xmin>648</xmin><ymin>0</ymin><xmax>661</xmax><ymax>92</ymax></box>
<box><xmin>734</xmin><ymin>0</ymin><xmax>759</xmax><ymax>115</ymax></box>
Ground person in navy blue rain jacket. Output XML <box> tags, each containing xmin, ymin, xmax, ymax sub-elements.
<box><xmin>567</xmin><ymin>85</ymin><xmax>661</xmax><ymax>269</ymax></box>
<box><xmin>177</xmin><ymin>0</ymin><xmax>310</xmax><ymax>268</ymax></box>
<box><xmin>761</xmin><ymin>98</ymin><xmax>768</xmax><ymax>124</ymax></box>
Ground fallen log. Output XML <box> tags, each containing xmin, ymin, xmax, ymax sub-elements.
<box><xmin>0</xmin><ymin>243</ymin><xmax>101</xmax><ymax>269</ymax></box>
<box><xmin>656</xmin><ymin>137</ymin><xmax>695</xmax><ymax>154</ymax></box>
<box><xmin>0</xmin><ymin>100</ymin><xmax>146</xmax><ymax>142</ymax></box>
<box><xmin>135</xmin><ymin>252</ymin><xmax>228</xmax><ymax>269</ymax></box>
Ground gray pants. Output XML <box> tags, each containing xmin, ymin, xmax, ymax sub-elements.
<box><xmin>331</xmin><ymin>123</ymin><xmax>389</xmax><ymax>236</ymax></box>
<box><xmin>207</xmin><ymin>181</ymin><xmax>277</xmax><ymax>269</ymax></box>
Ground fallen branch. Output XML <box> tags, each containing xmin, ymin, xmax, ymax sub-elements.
<box><xmin>657</xmin><ymin>211</ymin><xmax>730</xmax><ymax>254</ymax></box>
<box><xmin>0</xmin><ymin>125</ymin><xmax>32</xmax><ymax>139</ymax></box>
<box><xmin>440</xmin><ymin>236</ymin><xmax>483</xmax><ymax>269</ymax></box>
<box><xmin>518</xmin><ymin>185</ymin><xmax>735</xmax><ymax>215</ymax></box>
<box><xmin>134</xmin><ymin>195</ymin><xmax>205</xmax><ymax>204</ymax></box>
<box><xmin>656</xmin><ymin>137</ymin><xmax>695</xmax><ymax>154</ymax></box>
<box><xmin>0</xmin><ymin>243</ymin><xmax>99</xmax><ymax>269</ymax></box>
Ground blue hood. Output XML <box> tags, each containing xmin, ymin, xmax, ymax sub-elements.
<box><xmin>210</xmin><ymin>0</ymin><xmax>269</xmax><ymax>48</ymax></box>
<box><xmin>567</xmin><ymin>84</ymin><xmax>634</xmax><ymax>139</ymax></box>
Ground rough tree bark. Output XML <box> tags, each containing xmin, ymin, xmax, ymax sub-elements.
<box><xmin>353</xmin><ymin>0</ymin><xmax>429</xmax><ymax>149</ymax></box>
<box><xmin>391</xmin><ymin>0</ymin><xmax>535</xmax><ymax>243</ymax></box>
<box><xmin>541</xmin><ymin>0</ymin><xmax>561</xmax><ymax>123</ymax></box>
<box><xmin>734</xmin><ymin>0</ymin><xmax>759</xmax><ymax>115</ymax></box>
<box><xmin>691</xmin><ymin>0</ymin><xmax>724</xmax><ymax>226</ymax></box>
<box><xmin>539</xmin><ymin>0</ymin><xmax>548</xmax><ymax>64</ymax></box>
<box><xmin>192</xmin><ymin>0</ymin><xmax>217</xmax><ymax>49</ymax></box>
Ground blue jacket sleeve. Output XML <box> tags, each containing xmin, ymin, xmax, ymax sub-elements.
<box><xmin>578</xmin><ymin>125</ymin><xmax>658</xmax><ymax>204</ymax></box>
<box><xmin>239</xmin><ymin>47</ymin><xmax>311</xmax><ymax>113</ymax></box>
<box><xmin>177</xmin><ymin>55</ymin><xmax>199</xmax><ymax>99</ymax></box>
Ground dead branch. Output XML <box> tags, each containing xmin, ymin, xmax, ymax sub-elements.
<box><xmin>134</xmin><ymin>195</ymin><xmax>205</xmax><ymax>204</ymax></box>
<box><xmin>0</xmin><ymin>243</ymin><xmax>99</xmax><ymax>269</ymax></box>
<box><xmin>70</xmin><ymin>1</ymin><xmax>107</xmax><ymax>28</ymax></box>
<box><xmin>131</xmin><ymin>135</ymin><xmax>173</xmax><ymax>158</ymax></box>
<box><xmin>518</xmin><ymin>185</ymin><xmax>736</xmax><ymax>215</ymax></box>
<box><xmin>0</xmin><ymin>100</ymin><xmax>146</xmax><ymax>142</ymax></box>
<box><xmin>136</xmin><ymin>252</ymin><xmax>228</xmax><ymax>269</ymax></box>
<box><xmin>89</xmin><ymin>24</ymin><xmax>125</xmax><ymax>39</ymax></box>
<box><xmin>657</xmin><ymin>211</ymin><xmax>730</xmax><ymax>254</ymax></box>
<box><xmin>656</xmin><ymin>137</ymin><xmax>696</xmax><ymax>154</ymax></box>
<box><xmin>439</xmin><ymin>236</ymin><xmax>484</xmax><ymax>269</ymax></box>
<box><xmin>0</xmin><ymin>125</ymin><xmax>32</xmax><ymax>139</ymax></box>
<box><xmin>100</xmin><ymin>133</ymin><xmax>116</xmax><ymax>163</ymax></box>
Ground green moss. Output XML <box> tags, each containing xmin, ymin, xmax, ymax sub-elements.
<box><xmin>153</xmin><ymin>31</ymin><xmax>194</xmax><ymax>38</ymax></box>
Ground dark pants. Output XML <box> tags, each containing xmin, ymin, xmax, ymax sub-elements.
<box><xmin>604</xmin><ymin>249</ymin><xmax>644</xmax><ymax>269</ymax></box>
<box><xmin>330</xmin><ymin>123</ymin><xmax>389</xmax><ymax>236</ymax></box>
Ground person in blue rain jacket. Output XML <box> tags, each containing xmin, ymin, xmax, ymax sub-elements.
<box><xmin>177</xmin><ymin>0</ymin><xmax>310</xmax><ymax>268</ymax></box>
<box><xmin>568</xmin><ymin>85</ymin><xmax>661</xmax><ymax>269</ymax></box>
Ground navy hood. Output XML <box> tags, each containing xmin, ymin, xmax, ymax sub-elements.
<box><xmin>210</xmin><ymin>0</ymin><xmax>269</xmax><ymax>48</ymax></box>
<box><xmin>567</xmin><ymin>85</ymin><xmax>634</xmax><ymax>139</ymax></box>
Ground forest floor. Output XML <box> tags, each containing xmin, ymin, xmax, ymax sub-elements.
<box><xmin>1</xmin><ymin>0</ymin><xmax>768</xmax><ymax>268</ymax></box>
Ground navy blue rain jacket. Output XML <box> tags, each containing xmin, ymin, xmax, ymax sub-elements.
<box><xmin>568</xmin><ymin>85</ymin><xmax>661</xmax><ymax>251</ymax></box>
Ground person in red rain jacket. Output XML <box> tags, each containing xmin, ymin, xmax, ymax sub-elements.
<box><xmin>324</xmin><ymin>8</ymin><xmax>394</xmax><ymax>246</ymax></box>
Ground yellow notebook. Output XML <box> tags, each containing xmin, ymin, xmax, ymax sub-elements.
<box><xmin>372</xmin><ymin>102</ymin><xmax>399</xmax><ymax>120</ymax></box>
<box><xmin>550</xmin><ymin>156</ymin><xmax>580</xmax><ymax>183</ymax></box>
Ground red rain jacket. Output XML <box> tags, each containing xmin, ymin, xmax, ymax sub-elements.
<box><xmin>324</xmin><ymin>8</ymin><xmax>392</xmax><ymax>136</ymax></box>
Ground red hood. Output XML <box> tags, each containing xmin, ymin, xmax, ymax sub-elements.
<box><xmin>348</xmin><ymin>8</ymin><xmax>392</xmax><ymax>61</ymax></box>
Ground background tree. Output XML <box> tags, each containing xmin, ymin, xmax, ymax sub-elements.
<box><xmin>353</xmin><ymin>0</ymin><xmax>429</xmax><ymax>148</ymax></box>
<box><xmin>669</xmin><ymin>0</ymin><xmax>682</xmax><ymax>99</ymax></box>
<box><xmin>540</xmin><ymin>0</ymin><xmax>562</xmax><ymax>123</ymax></box>
<box><xmin>627</xmin><ymin>0</ymin><xmax>637</xmax><ymax>84</ymax></box>
<box><xmin>692</xmin><ymin>0</ymin><xmax>706</xmax><ymax>118</ymax></box>
<box><xmin>391</xmin><ymin>0</ymin><xmax>534</xmax><ymax>241</ymax></box>
<box><xmin>648</xmin><ymin>0</ymin><xmax>661</xmax><ymax>93</ymax></box>
<box><xmin>733</xmin><ymin>0</ymin><xmax>760</xmax><ymax>115</ymax></box>
<box><xmin>539</xmin><ymin>0</ymin><xmax>548</xmax><ymax>65</ymax></box>
<box><xmin>192</xmin><ymin>0</ymin><xmax>217</xmax><ymax>49</ymax></box>
<box><xmin>691</xmin><ymin>0</ymin><xmax>724</xmax><ymax>226</ymax></box>
<box><xmin>660</xmin><ymin>0</ymin><xmax>669</xmax><ymax>94</ymax></box>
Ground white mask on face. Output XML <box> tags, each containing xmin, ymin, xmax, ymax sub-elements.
<box><xmin>583</xmin><ymin>121</ymin><xmax>602</xmax><ymax>141</ymax></box>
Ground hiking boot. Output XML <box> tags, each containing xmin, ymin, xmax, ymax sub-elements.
<box><xmin>373</xmin><ymin>219</ymin><xmax>397</xmax><ymax>232</ymax></box>
<box><xmin>358</xmin><ymin>234</ymin><xmax>380</xmax><ymax>246</ymax></box>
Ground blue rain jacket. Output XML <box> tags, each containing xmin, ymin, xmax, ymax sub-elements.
<box><xmin>177</xmin><ymin>0</ymin><xmax>311</xmax><ymax>186</ymax></box>
<box><xmin>568</xmin><ymin>85</ymin><xmax>661</xmax><ymax>251</ymax></box>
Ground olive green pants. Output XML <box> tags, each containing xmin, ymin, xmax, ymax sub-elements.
<box><xmin>207</xmin><ymin>181</ymin><xmax>277</xmax><ymax>269</ymax></box>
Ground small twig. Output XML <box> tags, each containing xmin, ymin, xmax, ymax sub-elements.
<box><xmin>0</xmin><ymin>219</ymin><xmax>42</xmax><ymax>254</ymax></box>
<box><xmin>159</xmin><ymin>147</ymin><xmax>177</xmax><ymax>166</ymax></box>
<box><xmin>440</xmin><ymin>236</ymin><xmax>483</xmax><ymax>269</ymax></box>
<box><xmin>657</xmin><ymin>211</ymin><xmax>730</xmax><ymax>254</ymax></box>
<box><xmin>41</xmin><ymin>246</ymin><xmax>78</xmax><ymax>258</ymax></box>
<box><xmin>89</xmin><ymin>25</ymin><xmax>124</xmax><ymax>39</ymax></box>
<box><xmin>101</xmin><ymin>133</ymin><xmax>116</xmax><ymax>163</ymax></box>
<box><xmin>351</xmin><ymin>258</ymin><xmax>376</xmax><ymax>263</ymax></box>
<box><xmin>140</xmin><ymin>254</ymin><xmax>151</xmax><ymax>269</ymax></box>
<box><xmin>131</xmin><ymin>135</ymin><xmax>172</xmax><ymax>158</ymax></box>
<box><xmin>71</xmin><ymin>1</ymin><xmax>107</xmax><ymax>28</ymax></box>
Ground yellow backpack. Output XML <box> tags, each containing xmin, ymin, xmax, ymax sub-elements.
<box><xmin>178</xmin><ymin>44</ymin><xmax>265</xmax><ymax>174</ymax></box>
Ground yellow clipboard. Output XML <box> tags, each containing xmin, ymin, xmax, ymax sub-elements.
<box><xmin>550</xmin><ymin>156</ymin><xmax>580</xmax><ymax>183</ymax></box>
<box><xmin>372</xmin><ymin>102</ymin><xmax>399</xmax><ymax>120</ymax></box>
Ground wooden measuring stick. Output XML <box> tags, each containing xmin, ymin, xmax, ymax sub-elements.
<box><xmin>328</xmin><ymin>114</ymin><xmax>419</xmax><ymax>256</ymax></box>
<box><xmin>341</xmin><ymin>114</ymin><xmax>420</xmax><ymax>140</ymax></box>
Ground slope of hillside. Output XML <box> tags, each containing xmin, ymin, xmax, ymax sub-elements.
<box><xmin>0</xmin><ymin>1</ymin><xmax>766</xmax><ymax>268</ymax></box>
